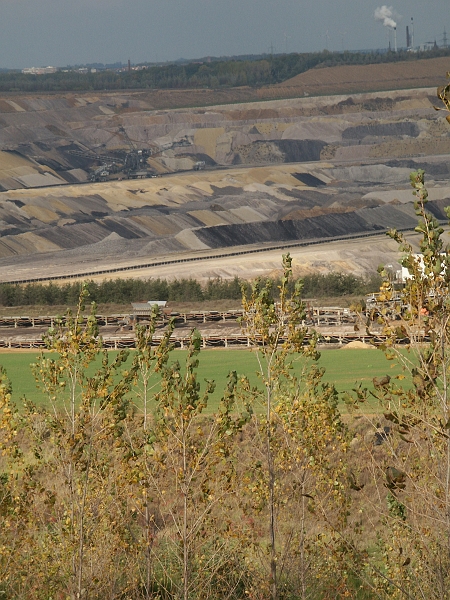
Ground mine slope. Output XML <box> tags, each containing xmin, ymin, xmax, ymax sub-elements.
<box><xmin>0</xmin><ymin>57</ymin><xmax>448</xmax><ymax>282</ymax></box>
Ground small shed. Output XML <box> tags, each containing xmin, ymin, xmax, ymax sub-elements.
<box><xmin>131</xmin><ymin>301</ymin><xmax>167</xmax><ymax>321</ymax></box>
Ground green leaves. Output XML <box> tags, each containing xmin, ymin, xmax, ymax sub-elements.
<box><xmin>363</xmin><ymin>165</ymin><xmax>450</xmax><ymax>597</ymax></box>
<box><xmin>238</xmin><ymin>253</ymin><xmax>350</xmax><ymax>599</ymax></box>
<box><xmin>435</xmin><ymin>73</ymin><xmax>450</xmax><ymax>119</ymax></box>
<box><xmin>385</xmin><ymin>467</ymin><xmax>407</xmax><ymax>492</ymax></box>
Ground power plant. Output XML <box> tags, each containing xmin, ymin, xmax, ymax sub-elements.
<box><xmin>374</xmin><ymin>5</ymin><xmax>398</xmax><ymax>51</ymax></box>
<box><xmin>406</xmin><ymin>17</ymin><xmax>415</xmax><ymax>50</ymax></box>
<box><xmin>375</xmin><ymin>7</ymin><xmax>447</xmax><ymax>52</ymax></box>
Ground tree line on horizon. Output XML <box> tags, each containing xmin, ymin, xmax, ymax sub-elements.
<box><xmin>2</xmin><ymin>47</ymin><xmax>450</xmax><ymax>93</ymax></box>
<box><xmin>0</xmin><ymin>272</ymin><xmax>382</xmax><ymax>307</ymax></box>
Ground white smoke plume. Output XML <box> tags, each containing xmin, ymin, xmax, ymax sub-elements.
<box><xmin>374</xmin><ymin>5</ymin><xmax>397</xmax><ymax>29</ymax></box>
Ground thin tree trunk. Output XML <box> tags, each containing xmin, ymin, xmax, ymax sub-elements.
<box><xmin>77</xmin><ymin>421</ymin><xmax>93</xmax><ymax>599</ymax></box>
<box><xmin>182</xmin><ymin>423</ymin><xmax>189</xmax><ymax>600</ymax></box>
<box><xmin>269</xmin><ymin>468</ymin><xmax>276</xmax><ymax>599</ymax></box>
<box><xmin>266</xmin><ymin>366</ymin><xmax>277</xmax><ymax>600</ymax></box>
<box><xmin>300</xmin><ymin>487</ymin><xmax>307</xmax><ymax>600</ymax></box>
<box><xmin>145</xmin><ymin>498</ymin><xmax>153</xmax><ymax>598</ymax></box>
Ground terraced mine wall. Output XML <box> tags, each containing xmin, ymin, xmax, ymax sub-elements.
<box><xmin>0</xmin><ymin>159</ymin><xmax>448</xmax><ymax>283</ymax></box>
<box><xmin>0</xmin><ymin>79</ymin><xmax>448</xmax><ymax>190</ymax></box>
<box><xmin>0</xmin><ymin>62</ymin><xmax>448</xmax><ymax>282</ymax></box>
<box><xmin>195</xmin><ymin>213</ymin><xmax>385</xmax><ymax>249</ymax></box>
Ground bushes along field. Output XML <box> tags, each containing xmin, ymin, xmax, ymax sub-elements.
<box><xmin>0</xmin><ymin>272</ymin><xmax>381</xmax><ymax>308</ymax></box>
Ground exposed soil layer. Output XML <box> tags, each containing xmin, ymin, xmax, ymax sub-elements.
<box><xmin>276</xmin><ymin>57</ymin><xmax>450</xmax><ymax>95</ymax></box>
<box><xmin>194</xmin><ymin>214</ymin><xmax>384</xmax><ymax>248</ymax></box>
<box><xmin>0</xmin><ymin>152</ymin><xmax>448</xmax><ymax>282</ymax></box>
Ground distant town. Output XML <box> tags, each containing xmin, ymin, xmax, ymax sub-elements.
<box><xmin>21</xmin><ymin>62</ymin><xmax>151</xmax><ymax>75</ymax></box>
<box><xmin>13</xmin><ymin>26</ymin><xmax>449</xmax><ymax>76</ymax></box>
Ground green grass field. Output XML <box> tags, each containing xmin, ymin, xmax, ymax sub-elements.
<box><xmin>0</xmin><ymin>347</ymin><xmax>408</xmax><ymax>413</ymax></box>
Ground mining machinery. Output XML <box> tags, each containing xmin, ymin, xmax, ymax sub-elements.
<box><xmin>66</xmin><ymin>130</ymin><xmax>195</xmax><ymax>181</ymax></box>
<box><xmin>118</xmin><ymin>127</ymin><xmax>151</xmax><ymax>177</ymax></box>
<box><xmin>67</xmin><ymin>146</ymin><xmax>123</xmax><ymax>182</ymax></box>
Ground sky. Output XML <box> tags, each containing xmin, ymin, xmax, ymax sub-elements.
<box><xmin>0</xmin><ymin>0</ymin><xmax>448</xmax><ymax>69</ymax></box>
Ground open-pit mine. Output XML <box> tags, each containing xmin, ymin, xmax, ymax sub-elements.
<box><xmin>0</xmin><ymin>57</ymin><xmax>448</xmax><ymax>283</ymax></box>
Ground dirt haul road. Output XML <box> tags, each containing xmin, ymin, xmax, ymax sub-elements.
<box><xmin>0</xmin><ymin>228</ymin><xmax>424</xmax><ymax>285</ymax></box>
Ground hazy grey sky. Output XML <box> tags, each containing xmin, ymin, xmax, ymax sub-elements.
<box><xmin>0</xmin><ymin>0</ymin><xmax>448</xmax><ymax>69</ymax></box>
